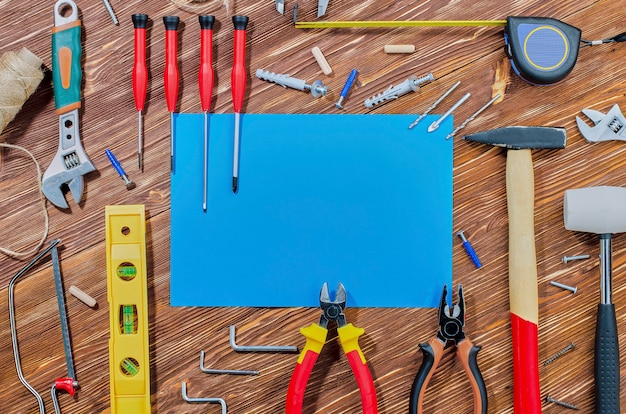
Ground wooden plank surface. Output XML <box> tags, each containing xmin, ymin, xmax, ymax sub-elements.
<box><xmin>1</xmin><ymin>0</ymin><xmax>626</xmax><ymax>412</ymax></box>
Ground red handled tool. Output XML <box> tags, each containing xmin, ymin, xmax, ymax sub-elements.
<box><xmin>409</xmin><ymin>285</ymin><xmax>487</xmax><ymax>414</ymax></box>
<box><xmin>198</xmin><ymin>15</ymin><xmax>215</xmax><ymax>211</ymax></box>
<box><xmin>231</xmin><ymin>15</ymin><xmax>248</xmax><ymax>193</ymax></box>
<box><xmin>286</xmin><ymin>282</ymin><xmax>378</xmax><ymax>414</ymax></box>
<box><xmin>132</xmin><ymin>14</ymin><xmax>148</xmax><ymax>170</ymax></box>
<box><xmin>163</xmin><ymin>16</ymin><xmax>180</xmax><ymax>172</ymax></box>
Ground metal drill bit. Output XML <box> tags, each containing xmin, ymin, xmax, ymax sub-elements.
<box><xmin>428</xmin><ymin>92</ymin><xmax>471</xmax><ymax>132</ymax></box>
<box><xmin>408</xmin><ymin>81</ymin><xmax>461</xmax><ymax>129</ymax></box>
<box><xmin>445</xmin><ymin>93</ymin><xmax>501</xmax><ymax>139</ymax></box>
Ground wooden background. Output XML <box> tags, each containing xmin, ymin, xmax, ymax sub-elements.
<box><xmin>1</xmin><ymin>0</ymin><xmax>626</xmax><ymax>412</ymax></box>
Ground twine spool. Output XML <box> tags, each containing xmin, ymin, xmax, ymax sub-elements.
<box><xmin>0</xmin><ymin>47</ymin><xmax>44</xmax><ymax>141</ymax></box>
<box><xmin>0</xmin><ymin>47</ymin><xmax>48</xmax><ymax>260</ymax></box>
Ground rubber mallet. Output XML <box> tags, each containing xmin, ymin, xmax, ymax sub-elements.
<box><xmin>564</xmin><ymin>185</ymin><xmax>625</xmax><ymax>414</ymax></box>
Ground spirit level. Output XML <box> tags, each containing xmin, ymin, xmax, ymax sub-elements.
<box><xmin>106</xmin><ymin>205</ymin><xmax>150</xmax><ymax>414</ymax></box>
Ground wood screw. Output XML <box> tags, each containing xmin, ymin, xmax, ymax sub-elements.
<box><xmin>562</xmin><ymin>254</ymin><xmax>590</xmax><ymax>263</ymax></box>
<box><xmin>545</xmin><ymin>395</ymin><xmax>579</xmax><ymax>410</ymax></box>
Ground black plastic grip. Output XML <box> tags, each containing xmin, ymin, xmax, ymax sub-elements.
<box><xmin>232</xmin><ymin>15</ymin><xmax>249</xmax><ymax>31</ymax></box>
<box><xmin>464</xmin><ymin>343</ymin><xmax>488</xmax><ymax>414</ymax></box>
<box><xmin>199</xmin><ymin>15</ymin><xmax>215</xmax><ymax>30</ymax></box>
<box><xmin>132</xmin><ymin>14</ymin><xmax>148</xmax><ymax>29</ymax></box>
<box><xmin>595</xmin><ymin>303</ymin><xmax>621</xmax><ymax>414</ymax></box>
<box><xmin>163</xmin><ymin>16</ymin><xmax>180</xmax><ymax>31</ymax></box>
<box><xmin>409</xmin><ymin>343</ymin><xmax>437</xmax><ymax>414</ymax></box>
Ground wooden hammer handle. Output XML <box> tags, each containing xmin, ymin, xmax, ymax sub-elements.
<box><xmin>506</xmin><ymin>149</ymin><xmax>542</xmax><ymax>413</ymax></box>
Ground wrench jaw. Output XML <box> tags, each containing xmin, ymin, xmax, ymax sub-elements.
<box><xmin>42</xmin><ymin>110</ymin><xmax>95</xmax><ymax>209</ymax></box>
<box><xmin>576</xmin><ymin>104</ymin><xmax>626</xmax><ymax>143</ymax></box>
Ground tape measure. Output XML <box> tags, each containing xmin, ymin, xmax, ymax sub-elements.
<box><xmin>504</xmin><ymin>16</ymin><xmax>581</xmax><ymax>85</ymax></box>
<box><xmin>295</xmin><ymin>16</ymin><xmax>626</xmax><ymax>86</ymax></box>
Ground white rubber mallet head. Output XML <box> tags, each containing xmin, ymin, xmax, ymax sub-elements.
<box><xmin>564</xmin><ymin>186</ymin><xmax>626</xmax><ymax>234</ymax></box>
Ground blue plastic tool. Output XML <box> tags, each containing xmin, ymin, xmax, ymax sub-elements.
<box><xmin>335</xmin><ymin>68</ymin><xmax>358</xmax><ymax>109</ymax></box>
<box><xmin>105</xmin><ymin>149</ymin><xmax>135</xmax><ymax>190</ymax></box>
<box><xmin>457</xmin><ymin>231</ymin><xmax>482</xmax><ymax>268</ymax></box>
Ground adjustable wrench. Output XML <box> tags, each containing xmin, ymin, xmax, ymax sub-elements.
<box><xmin>576</xmin><ymin>104</ymin><xmax>626</xmax><ymax>143</ymax></box>
<box><xmin>42</xmin><ymin>0</ymin><xmax>95</xmax><ymax>209</ymax></box>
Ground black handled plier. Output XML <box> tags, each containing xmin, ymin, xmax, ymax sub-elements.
<box><xmin>409</xmin><ymin>284</ymin><xmax>487</xmax><ymax>414</ymax></box>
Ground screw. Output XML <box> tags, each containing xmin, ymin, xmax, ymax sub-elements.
<box><xmin>256</xmin><ymin>69</ymin><xmax>327</xmax><ymax>98</ymax></box>
<box><xmin>543</xmin><ymin>342</ymin><xmax>575</xmax><ymax>365</ymax></box>
<box><xmin>545</xmin><ymin>395</ymin><xmax>579</xmax><ymax>410</ymax></box>
<box><xmin>550</xmin><ymin>280</ymin><xmax>577</xmax><ymax>294</ymax></box>
<box><xmin>562</xmin><ymin>254</ymin><xmax>590</xmax><ymax>263</ymax></box>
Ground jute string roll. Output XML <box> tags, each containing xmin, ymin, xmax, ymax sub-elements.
<box><xmin>0</xmin><ymin>47</ymin><xmax>48</xmax><ymax>259</ymax></box>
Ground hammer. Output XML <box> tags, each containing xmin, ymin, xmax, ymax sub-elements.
<box><xmin>464</xmin><ymin>126</ymin><xmax>567</xmax><ymax>413</ymax></box>
<box><xmin>564</xmin><ymin>186</ymin><xmax>624</xmax><ymax>414</ymax></box>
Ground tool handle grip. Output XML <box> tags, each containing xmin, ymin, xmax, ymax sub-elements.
<box><xmin>231</xmin><ymin>15</ymin><xmax>249</xmax><ymax>113</ymax></box>
<box><xmin>199</xmin><ymin>15</ymin><xmax>215</xmax><ymax>112</ymax></box>
<box><xmin>163</xmin><ymin>16</ymin><xmax>180</xmax><ymax>113</ymax></box>
<box><xmin>286</xmin><ymin>350</ymin><xmax>319</xmax><ymax>414</ymax></box>
<box><xmin>506</xmin><ymin>149</ymin><xmax>541</xmax><ymax>413</ymax></box>
<box><xmin>409</xmin><ymin>338</ymin><xmax>444</xmax><ymax>414</ymax></box>
<box><xmin>286</xmin><ymin>323</ymin><xmax>327</xmax><ymax>414</ymax></box>
<box><xmin>345</xmin><ymin>350</ymin><xmax>378</xmax><ymax>414</ymax></box>
<box><xmin>456</xmin><ymin>339</ymin><xmax>488</xmax><ymax>414</ymax></box>
<box><xmin>595</xmin><ymin>303</ymin><xmax>621</xmax><ymax>414</ymax></box>
<box><xmin>338</xmin><ymin>323</ymin><xmax>377</xmax><ymax>413</ymax></box>
<box><xmin>132</xmin><ymin>14</ymin><xmax>148</xmax><ymax>112</ymax></box>
<box><xmin>52</xmin><ymin>20</ymin><xmax>82</xmax><ymax>114</ymax></box>
<box><xmin>510</xmin><ymin>313</ymin><xmax>541</xmax><ymax>413</ymax></box>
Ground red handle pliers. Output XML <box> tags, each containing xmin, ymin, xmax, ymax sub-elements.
<box><xmin>409</xmin><ymin>284</ymin><xmax>487</xmax><ymax>414</ymax></box>
<box><xmin>286</xmin><ymin>282</ymin><xmax>378</xmax><ymax>414</ymax></box>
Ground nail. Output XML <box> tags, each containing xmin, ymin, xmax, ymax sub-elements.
<box><xmin>550</xmin><ymin>280</ymin><xmax>577</xmax><ymax>294</ymax></box>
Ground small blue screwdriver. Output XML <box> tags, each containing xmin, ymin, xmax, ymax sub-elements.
<box><xmin>335</xmin><ymin>68</ymin><xmax>357</xmax><ymax>109</ymax></box>
<box><xmin>105</xmin><ymin>149</ymin><xmax>135</xmax><ymax>190</ymax></box>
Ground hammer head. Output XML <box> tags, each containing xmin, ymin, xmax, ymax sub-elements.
<box><xmin>463</xmin><ymin>126</ymin><xmax>567</xmax><ymax>150</ymax></box>
<box><xmin>564</xmin><ymin>186</ymin><xmax>626</xmax><ymax>234</ymax></box>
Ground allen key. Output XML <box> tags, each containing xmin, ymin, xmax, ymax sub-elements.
<box><xmin>181</xmin><ymin>381</ymin><xmax>227</xmax><ymax>414</ymax></box>
<box><xmin>230</xmin><ymin>325</ymin><xmax>298</xmax><ymax>353</ymax></box>
<box><xmin>199</xmin><ymin>350</ymin><xmax>259</xmax><ymax>375</ymax></box>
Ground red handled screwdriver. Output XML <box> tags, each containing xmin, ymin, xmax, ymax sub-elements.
<box><xmin>163</xmin><ymin>16</ymin><xmax>180</xmax><ymax>172</ymax></box>
<box><xmin>132</xmin><ymin>14</ymin><xmax>148</xmax><ymax>171</ymax></box>
<box><xmin>199</xmin><ymin>15</ymin><xmax>215</xmax><ymax>211</ymax></box>
<box><xmin>231</xmin><ymin>15</ymin><xmax>249</xmax><ymax>193</ymax></box>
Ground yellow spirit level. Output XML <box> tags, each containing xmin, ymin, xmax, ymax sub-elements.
<box><xmin>106</xmin><ymin>205</ymin><xmax>150</xmax><ymax>414</ymax></box>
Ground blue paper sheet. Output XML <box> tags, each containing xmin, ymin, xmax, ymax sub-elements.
<box><xmin>170</xmin><ymin>113</ymin><xmax>453</xmax><ymax>308</ymax></box>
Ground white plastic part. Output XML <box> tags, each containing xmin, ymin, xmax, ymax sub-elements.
<box><xmin>383</xmin><ymin>44</ymin><xmax>415</xmax><ymax>54</ymax></box>
<box><xmin>256</xmin><ymin>69</ymin><xmax>307</xmax><ymax>91</ymax></box>
<box><xmin>68</xmin><ymin>285</ymin><xmax>97</xmax><ymax>307</ymax></box>
<box><xmin>311</xmin><ymin>46</ymin><xmax>333</xmax><ymax>75</ymax></box>
<box><xmin>564</xmin><ymin>186</ymin><xmax>626</xmax><ymax>234</ymax></box>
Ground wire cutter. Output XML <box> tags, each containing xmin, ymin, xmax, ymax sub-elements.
<box><xmin>409</xmin><ymin>284</ymin><xmax>487</xmax><ymax>414</ymax></box>
<box><xmin>286</xmin><ymin>282</ymin><xmax>378</xmax><ymax>414</ymax></box>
